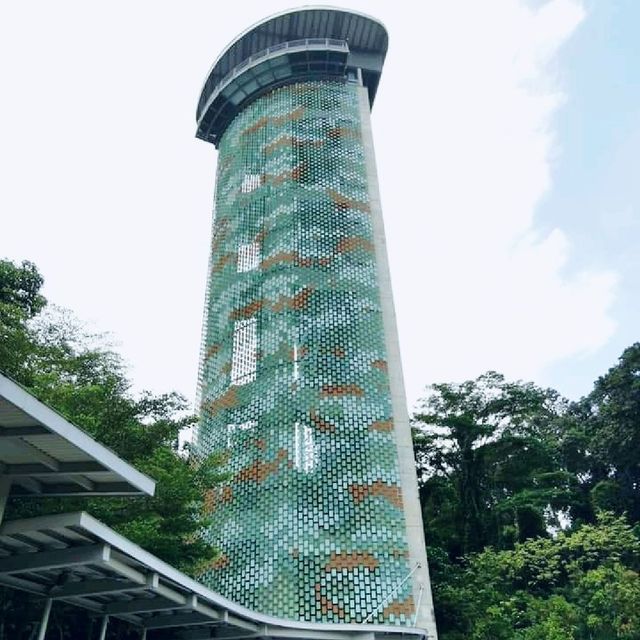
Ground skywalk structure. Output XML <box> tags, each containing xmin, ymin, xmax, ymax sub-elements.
<box><xmin>195</xmin><ymin>8</ymin><xmax>437</xmax><ymax>637</ymax></box>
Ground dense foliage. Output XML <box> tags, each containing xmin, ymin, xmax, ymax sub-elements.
<box><xmin>0</xmin><ymin>259</ymin><xmax>222</xmax><ymax>638</ymax></box>
<box><xmin>416</xmin><ymin>347</ymin><xmax>640</xmax><ymax>639</ymax></box>
<box><xmin>433</xmin><ymin>513</ymin><xmax>640</xmax><ymax>639</ymax></box>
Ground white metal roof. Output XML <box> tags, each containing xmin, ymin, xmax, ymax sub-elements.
<box><xmin>0</xmin><ymin>374</ymin><xmax>155</xmax><ymax>498</ymax></box>
<box><xmin>0</xmin><ymin>511</ymin><xmax>430</xmax><ymax>639</ymax></box>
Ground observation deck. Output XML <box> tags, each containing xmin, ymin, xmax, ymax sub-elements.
<box><xmin>196</xmin><ymin>7</ymin><xmax>388</xmax><ymax>146</ymax></box>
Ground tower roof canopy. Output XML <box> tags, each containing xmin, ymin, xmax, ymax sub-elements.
<box><xmin>196</xmin><ymin>7</ymin><xmax>388</xmax><ymax>146</ymax></box>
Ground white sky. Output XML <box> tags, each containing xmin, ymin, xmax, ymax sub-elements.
<box><xmin>0</xmin><ymin>0</ymin><xmax>619</xmax><ymax>410</ymax></box>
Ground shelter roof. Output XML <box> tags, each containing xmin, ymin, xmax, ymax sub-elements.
<box><xmin>0</xmin><ymin>511</ymin><xmax>429</xmax><ymax>639</ymax></box>
<box><xmin>0</xmin><ymin>374</ymin><xmax>155</xmax><ymax>498</ymax></box>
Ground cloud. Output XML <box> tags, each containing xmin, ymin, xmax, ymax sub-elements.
<box><xmin>0</xmin><ymin>0</ymin><xmax>617</xmax><ymax>408</ymax></box>
<box><xmin>367</xmin><ymin>0</ymin><xmax>617</xmax><ymax>405</ymax></box>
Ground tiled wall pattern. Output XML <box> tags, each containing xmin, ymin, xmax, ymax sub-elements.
<box><xmin>196</xmin><ymin>80</ymin><xmax>415</xmax><ymax>624</ymax></box>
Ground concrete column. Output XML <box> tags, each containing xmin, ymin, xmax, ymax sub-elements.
<box><xmin>97</xmin><ymin>616</ymin><xmax>109</xmax><ymax>640</ymax></box>
<box><xmin>36</xmin><ymin>598</ymin><xmax>53</xmax><ymax>640</ymax></box>
<box><xmin>357</xmin><ymin>86</ymin><xmax>438</xmax><ymax>639</ymax></box>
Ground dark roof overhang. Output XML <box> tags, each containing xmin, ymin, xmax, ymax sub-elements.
<box><xmin>195</xmin><ymin>7</ymin><xmax>388</xmax><ymax>147</ymax></box>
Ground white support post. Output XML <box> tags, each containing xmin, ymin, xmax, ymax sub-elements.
<box><xmin>98</xmin><ymin>615</ymin><xmax>109</xmax><ymax>640</ymax></box>
<box><xmin>36</xmin><ymin>598</ymin><xmax>53</xmax><ymax>640</ymax></box>
<box><xmin>140</xmin><ymin>629</ymin><xmax>147</xmax><ymax>640</ymax></box>
<box><xmin>0</xmin><ymin>477</ymin><xmax>11</xmax><ymax>526</ymax></box>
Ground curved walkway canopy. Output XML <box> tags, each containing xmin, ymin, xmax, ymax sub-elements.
<box><xmin>0</xmin><ymin>511</ymin><xmax>429</xmax><ymax>640</ymax></box>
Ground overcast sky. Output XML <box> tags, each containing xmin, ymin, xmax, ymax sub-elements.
<box><xmin>1</xmin><ymin>0</ymin><xmax>638</xmax><ymax>410</ymax></box>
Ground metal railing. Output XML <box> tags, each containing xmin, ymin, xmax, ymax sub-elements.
<box><xmin>215</xmin><ymin>38</ymin><xmax>349</xmax><ymax>93</ymax></box>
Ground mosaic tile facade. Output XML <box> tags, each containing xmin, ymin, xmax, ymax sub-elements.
<box><xmin>196</xmin><ymin>80</ymin><xmax>415</xmax><ymax>624</ymax></box>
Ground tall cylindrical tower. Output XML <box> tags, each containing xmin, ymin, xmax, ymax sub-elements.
<box><xmin>195</xmin><ymin>9</ymin><xmax>436</xmax><ymax>638</ymax></box>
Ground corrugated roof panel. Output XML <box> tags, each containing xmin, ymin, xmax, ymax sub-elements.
<box><xmin>0</xmin><ymin>373</ymin><xmax>155</xmax><ymax>497</ymax></box>
<box><xmin>22</xmin><ymin>435</ymin><xmax>93</xmax><ymax>463</ymax></box>
<box><xmin>0</xmin><ymin>400</ymin><xmax>40</xmax><ymax>428</ymax></box>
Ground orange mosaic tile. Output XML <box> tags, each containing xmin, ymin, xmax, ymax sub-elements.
<box><xmin>371</xmin><ymin>359</ymin><xmax>388</xmax><ymax>372</ymax></box>
<box><xmin>349</xmin><ymin>480</ymin><xmax>403</xmax><ymax>508</ymax></box>
<box><xmin>369</xmin><ymin>419</ymin><xmax>394</xmax><ymax>433</ymax></box>
<box><xmin>327</xmin><ymin>126</ymin><xmax>359</xmax><ymax>139</ymax></box>
<box><xmin>327</xmin><ymin>188</ymin><xmax>370</xmax><ymax>213</ymax></box>
<box><xmin>212</xmin><ymin>252</ymin><xmax>235</xmax><ymax>274</ymax></box>
<box><xmin>264</xmin><ymin>136</ymin><xmax>323</xmax><ymax>154</ymax></box>
<box><xmin>383</xmin><ymin>596</ymin><xmax>415</xmax><ymax>618</ymax></box>
<box><xmin>204</xmin><ymin>343</ymin><xmax>221</xmax><ymax>361</ymax></box>
<box><xmin>321</xmin><ymin>384</ymin><xmax>365</xmax><ymax>397</ymax></box>
<box><xmin>211</xmin><ymin>554</ymin><xmax>230</xmax><ymax>570</ymax></box>
<box><xmin>230</xmin><ymin>299</ymin><xmax>265</xmax><ymax>321</ymax></box>
<box><xmin>204</xmin><ymin>387</ymin><xmax>239</xmax><ymax>416</ymax></box>
<box><xmin>235</xmin><ymin>449</ymin><xmax>288</xmax><ymax>483</ymax></box>
<box><xmin>310</xmin><ymin>409</ymin><xmax>336</xmax><ymax>433</ymax></box>
<box><xmin>315</xmin><ymin>584</ymin><xmax>346</xmax><ymax>619</ymax></box>
<box><xmin>324</xmin><ymin>551</ymin><xmax>379</xmax><ymax>571</ymax></box>
<box><xmin>336</xmin><ymin>236</ymin><xmax>375</xmax><ymax>254</ymax></box>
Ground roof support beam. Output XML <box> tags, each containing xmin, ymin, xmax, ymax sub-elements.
<box><xmin>173</xmin><ymin>631</ymin><xmax>216</xmax><ymax>640</ymax></box>
<box><xmin>4</xmin><ymin>437</ymin><xmax>59</xmax><ymax>471</ymax></box>
<box><xmin>60</xmin><ymin>594</ymin><xmax>103</xmax><ymax>612</ymax></box>
<box><xmin>1</xmin><ymin>532</ymin><xmax>41</xmax><ymax>551</ymax></box>
<box><xmin>49</xmin><ymin>577</ymin><xmax>148</xmax><ymax>599</ymax></box>
<box><xmin>0</xmin><ymin>477</ymin><xmax>10</xmax><ymax>526</ymax></box>
<box><xmin>70</xmin><ymin>475</ymin><xmax>96</xmax><ymax>492</ymax></box>
<box><xmin>0</xmin><ymin>425</ymin><xmax>49</xmax><ymax>437</ymax></box>
<box><xmin>0</xmin><ymin>374</ymin><xmax>155</xmax><ymax>497</ymax></box>
<box><xmin>36</xmin><ymin>598</ymin><xmax>52</xmax><ymax>640</ymax></box>
<box><xmin>3</xmin><ymin>461</ymin><xmax>106</xmax><ymax>477</ymax></box>
<box><xmin>11</xmin><ymin>482</ymin><xmax>143</xmax><ymax>497</ymax></box>
<box><xmin>0</xmin><ymin>572</ymin><xmax>48</xmax><ymax>594</ymax></box>
<box><xmin>13</xmin><ymin>476</ymin><xmax>43</xmax><ymax>494</ymax></box>
<box><xmin>98</xmin><ymin>615</ymin><xmax>110</xmax><ymax>640</ymax></box>
<box><xmin>104</xmin><ymin>596</ymin><xmax>184</xmax><ymax>615</ymax></box>
<box><xmin>0</xmin><ymin>543</ymin><xmax>110</xmax><ymax>574</ymax></box>
<box><xmin>107</xmin><ymin>561</ymin><xmax>194</xmax><ymax>609</ymax></box>
<box><xmin>143</xmin><ymin>612</ymin><xmax>215</xmax><ymax>629</ymax></box>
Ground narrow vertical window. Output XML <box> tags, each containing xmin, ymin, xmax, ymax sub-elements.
<box><xmin>292</xmin><ymin>343</ymin><xmax>299</xmax><ymax>381</ymax></box>
<box><xmin>294</xmin><ymin>422</ymin><xmax>316</xmax><ymax>472</ymax></box>
<box><xmin>231</xmin><ymin>318</ymin><xmax>257</xmax><ymax>385</ymax></box>
<box><xmin>241</xmin><ymin>174</ymin><xmax>261</xmax><ymax>193</ymax></box>
<box><xmin>237</xmin><ymin>241</ymin><xmax>261</xmax><ymax>272</ymax></box>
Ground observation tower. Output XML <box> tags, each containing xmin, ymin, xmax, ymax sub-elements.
<box><xmin>194</xmin><ymin>8</ymin><xmax>437</xmax><ymax>637</ymax></box>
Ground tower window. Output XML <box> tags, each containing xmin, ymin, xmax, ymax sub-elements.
<box><xmin>237</xmin><ymin>241</ymin><xmax>261</xmax><ymax>272</ymax></box>
<box><xmin>231</xmin><ymin>318</ymin><xmax>257</xmax><ymax>385</ymax></box>
<box><xmin>294</xmin><ymin>422</ymin><xmax>316</xmax><ymax>472</ymax></box>
<box><xmin>241</xmin><ymin>174</ymin><xmax>262</xmax><ymax>193</ymax></box>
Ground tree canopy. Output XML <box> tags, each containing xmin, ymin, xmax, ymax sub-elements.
<box><xmin>415</xmin><ymin>349</ymin><xmax>640</xmax><ymax>639</ymax></box>
<box><xmin>0</xmin><ymin>258</ymin><xmax>222</xmax><ymax>639</ymax></box>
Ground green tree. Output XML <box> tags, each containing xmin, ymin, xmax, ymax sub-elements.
<box><xmin>579</xmin><ymin>343</ymin><xmax>640</xmax><ymax>523</ymax></box>
<box><xmin>413</xmin><ymin>372</ymin><xmax>573</xmax><ymax>559</ymax></box>
<box><xmin>435</xmin><ymin>513</ymin><xmax>640</xmax><ymax>640</ymax></box>
<box><xmin>0</xmin><ymin>258</ymin><xmax>223</xmax><ymax>638</ymax></box>
<box><xmin>0</xmin><ymin>259</ymin><xmax>45</xmax><ymax>379</ymax></box>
